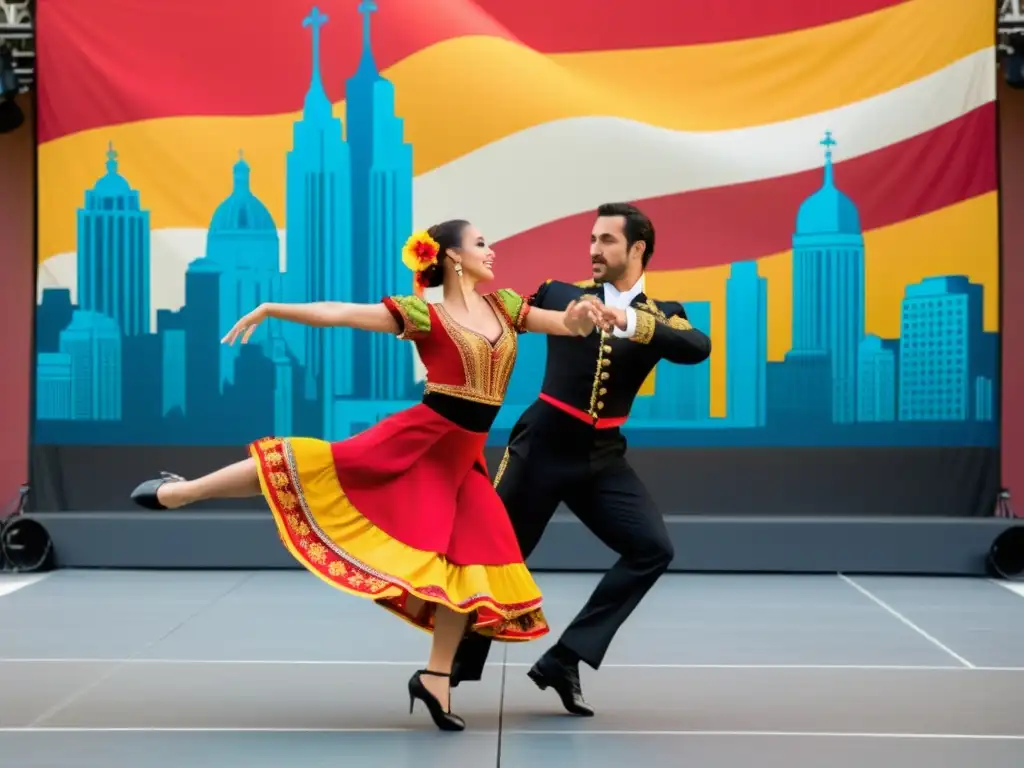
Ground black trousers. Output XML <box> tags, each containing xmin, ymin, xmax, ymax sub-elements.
<box><xmin>454</xmin><ymin>400</ymin><xmax>674</xmax><ymax>678</ymax></box>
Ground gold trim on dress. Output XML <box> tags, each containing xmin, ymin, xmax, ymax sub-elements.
<box><xmin>492</xmin><ymin>289</ymin><xmax>530</xmax><ymax>333</ymax></box>
<box><xmin>432</xmin><ymin>297</ymin><xmax>519</xmax><ymax>406</ymax></box>
<box><xmin>387</xmin><ymin>295</ymin><xmax>431</xmax><ymax>340</ymax></box>
<box><xmin>250</xmin><ymin>436</ymin><xmax>550</xmax><ymax>642</ymax></box>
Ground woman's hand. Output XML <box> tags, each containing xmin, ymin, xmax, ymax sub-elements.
<box><xmin>591</xmin><ymin>303</ymin><xmax>628</xmax><ymax>333</ymax></box>
<box><xmin>562</xmin><ymin>296</ymin><xmax>604</xmax><ymax>336</ymax></box>
<box><xmin>222</xmin><ymin>304</ymin><xmax>270</xmax><ymax>345</ymax></box>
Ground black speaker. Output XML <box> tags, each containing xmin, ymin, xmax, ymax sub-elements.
<box><xmin>0</xmin><ymin>486</ymin><xmax>54</xmax><ymax>573</ymax></box>
<box><xmin>0</xmin><ymin>42</ymin><xmax>24</xmax><ymax>134</ymax></box>
<box><xmin>1005</xmin><ymin>52</ymin><xmax>1024</xmax><ymax>89</ymax></box>
<box><xmin>987</xmin><ymin>526</ymin><xmax>1024</xmax><ymax>580</ymax></box>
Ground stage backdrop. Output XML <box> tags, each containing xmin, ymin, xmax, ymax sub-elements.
<box><xmin>31</xmin><ymin>0</ymin><xmax>1000</xmax><ymax>516</ymax></box>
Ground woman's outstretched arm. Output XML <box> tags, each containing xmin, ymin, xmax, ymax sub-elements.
<box><xmin>491</xmin><ymin>288</ymin><xmax>604</xmax><ymax>338</ymax></box>
<box><xmin>524</xmin><ymin>299</ymin><xmax>603</xmax><ymax>336</ymax></box>
<box><xmin>222</xmin><ymin>301</ymin><xmax>399</xmax><ymax>344</ymax></box>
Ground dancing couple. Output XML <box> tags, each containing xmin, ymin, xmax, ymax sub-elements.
<box><xmin>132</xmin><ymin>204</ymin><xmax>712</xmax><ymax>731</ymax></box>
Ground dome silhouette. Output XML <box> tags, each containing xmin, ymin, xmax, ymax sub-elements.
<box><xmin>209</xmin><ymin>152</ymin><xmax>277</xmax><ymax>233</ymax></box>
<box><xmin>794</xmin><ymin>131</ymin><xmax>861</xmax><ymax>236</ymax></box>
<box><xmin>90</xmin><ymin>143</ymin><xmax>135</xmax><ymax>201</ymax></box>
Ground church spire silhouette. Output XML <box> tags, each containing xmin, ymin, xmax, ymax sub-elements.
<box><xmin>105</xmin><ymin>141</ymin><xmax>119</xmax><ymax>175</ymax></box>
<box><xmin>820</xmin><ymin>130</ymin><xmax>836</xmax><ymax>187</ymax></box>
<box><xmin>302</xmin><ymin>6</ymin><xmax>332</xmax><ymax>120</ymax></box>
<box><xmin>356</xmin><ymin>0</ymin><xmax>379</xmax><ymax>74</ymax></box>
<box><xmin>233</xmin><ymin>149</ymin><xmax>250</xmax><ymax>193</ymax></box>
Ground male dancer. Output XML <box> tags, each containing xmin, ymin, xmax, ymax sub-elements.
<box><xmin>451</xmin><ymin>202</ymin><xmax>712</xmax><ymax>715</ymax></box>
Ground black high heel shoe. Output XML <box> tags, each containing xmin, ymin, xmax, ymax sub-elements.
<box><xmin>408</xmin><ymin>670</ymin><xmax>465</xmax><ymax>732</ymax></box>
<box><xmin>130</xmin><ymin>472</ymin><xmax>185</xmax><ymax>510</ymax></box>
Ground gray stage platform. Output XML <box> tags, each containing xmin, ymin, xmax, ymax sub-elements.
<box><xmin>1</xmin><ymin>571</ymin><xmax>1022</xmax><ymax>767</ymax></box>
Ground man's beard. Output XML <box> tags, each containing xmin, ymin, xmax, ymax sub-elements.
<box><xmin>593</xmin><ymin>261</ymin><xmax>626</xmax><ymax>284</ymax></box>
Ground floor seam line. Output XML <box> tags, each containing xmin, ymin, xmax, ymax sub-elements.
<box><xmin>25</xmin><ymin>572</ymin><xmax>257</xmax><ymax>728</ymax></box>
<box><xmin>836</xmin><ymin>573</ymin><xmax>975</xmax><ymax>669</ymax></box>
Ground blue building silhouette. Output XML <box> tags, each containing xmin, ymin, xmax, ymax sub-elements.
<box><xmin>346</xmin><ymin>0</ymin><xmax>415</xmax><ymax>402</ymax></box>
<box><xmin>35</xmin><ymin>287</ymin><xmax>74</xmax><ymax>353</ymax></box>
<box><xmin>36</xmin><ymin>352</ymin><xmax>73</xmax><ymax>420</ymax></box>
<box><xmin>182</xmin><ymin>258</ymin><xmax>222</xmax><ymax>428</ymax></box>
<box><xmin>284</xmin><ymin>6</ymin><xmax>356</xmax><ymax>437</ymax></box>
<box><xmin>975</xmin><ymin>374</ymin><xmax>996</xmax><ymax>422</ymax></box>
<box><xmin>207</xmin><ymin>153</ymin><xmax>281</xmax><ymax>388</ymax></box>
<box><xmin>857</xmin><ymin>334</ymin><xmax>897</xmax><ymax>422</ymax></box>
<box><xmin>59</xmin><ymin>310</ymin><xmax>123</xmax><ymax>421</ymax></box>
<box><xmin>646</xmin><ymin>302</ymin><xmax>711</xmax><ymax>422</ymax></box>
<box><xmin>791</xmin><ymin>131</ymin><xmax>864</xmax><ymax>424</ymax></box>
<box><xmin>767</xmin><ymin>350</ymin><xmax>832</xmax><ymax>426</ymax></box>
<box><xmin>898</xmin><ymin>276</ymin><xmax>992</xmax><ymax>421</ymax></box>
<box><xmin>161</xmin><ymin>326</ymin><xmax>186</xmax><ymax>417</ymax></box>
<box><xmin>76</xmin><ymin>143</ymin><xmax>151</xmax><ymax>337</ymax></box>
<box><xmin>726</xmin><ymin>261</ymin><xmax>767</xmax><ymax>427</ymax></box>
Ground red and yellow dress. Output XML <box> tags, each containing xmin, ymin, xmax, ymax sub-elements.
<box><xmin>248</xmin><ymin>289</ymin><xmax>548</xmax><ymax>641</ymax></box>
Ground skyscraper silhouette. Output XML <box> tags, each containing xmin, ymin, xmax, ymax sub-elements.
<box><xmin>36</xmin><ymin>352</ymin><xmax>73</xmax><ymax>420</ymax></box>
<box><xmin>857</xmin><ymin>334</ymin><xmax>896</xmax><ymax>422</ymax></box>
<box><xmin>182</xmin><ymin>258</ymin><xmax>222</xmax><ymax>426</ymax></box>
<box><xmin>284</xmin><ymin>6</ymin><xmax>355</xmax><ymax>437</ymax></box>
<box><xmin>649</xmin><ymin>302</ymin><xmax>712</xmax><ymax>421</ymax></box>
<box><xmin>726</xmin><ymin>261</ymin><xmax>768</xmax><ymax>427</ymax></box>
<box><xmin>899</xmin><ymin>276</ymin><xmax>984</xmax><ymax>421</ymax></box>
<box><xmin>207</xmin><ymin>152</ymin><xmax>281</xmax><ymax>387</ymax></box>
<box><xmin>60</xmin><ymin>310</ymin><xmax>123</xmax><ymax>421</ymax></box>
<box><xmin>791</xmin><ymin>131</ymin><xmax>865</xmax><ymax>424</ymax></box>
<box><xmin>76</xmin><ymin>143</ymin><xmax>151</xmax><ymax>337</ymax></box>
<box><xmin>346</xmin><ymin>0</ymin><xmax>415</xmax><ymax>401</ymax></box>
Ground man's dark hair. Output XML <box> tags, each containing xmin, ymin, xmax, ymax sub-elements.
<box><xmin>596</xmin><ymin>202</ymin><xmax>655</xmax><ymax>267</ymax></box>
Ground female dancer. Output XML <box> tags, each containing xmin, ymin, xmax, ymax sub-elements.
<box><xmin>130</xmin><ymin>220</ymin><xmax>605</xmax><ymax>732</ymax></box>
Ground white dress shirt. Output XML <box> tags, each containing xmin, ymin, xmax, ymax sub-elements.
<box><xmin>603</xmin><ymin>274</ymin><xmax>646</xmax><ymax>339</ymax></box>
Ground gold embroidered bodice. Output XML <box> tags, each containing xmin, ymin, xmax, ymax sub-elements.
<box><xmin>383</xmin><ymin>289</ymin><xmax>530</xmax><ymax>408</ymax></box>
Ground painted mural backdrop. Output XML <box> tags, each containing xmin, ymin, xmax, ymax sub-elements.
<box><xmin>34</xmin><ymin>0</ymin><xmax>998</xmax><ymax>453</ymax></box>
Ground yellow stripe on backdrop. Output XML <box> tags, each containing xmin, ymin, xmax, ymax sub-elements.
<box><xmin>37</xmin><ymin>0</ymin><xmax>990</xmax><ymax>261</ymax></box>
<box><xmin>642</xmin><ymin>192</ymin><xmax>1000</xmax><ymax>418</ymax></box>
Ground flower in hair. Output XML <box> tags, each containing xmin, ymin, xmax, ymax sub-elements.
<box><xmin>402</xmin><ymin>230</ymin><xmax>440</xmax><ymax>275</ymax></box>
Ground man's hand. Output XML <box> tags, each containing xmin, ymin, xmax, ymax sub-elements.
<box><xmin>594</xmin><ymin>304</ymin><xmax>627</xmax><ymax>333</ymax></box>
<box><xmin>563</xmin><ymin>299</ymin><xmax>602</xmax><ymax>336</ymax></box>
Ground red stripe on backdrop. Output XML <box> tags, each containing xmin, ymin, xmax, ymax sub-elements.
<box><xmin>36</xmin><ymin>0</ymin><xmax>907</xmax><ymax>143</ymax></box>
<box><xmin>485</xmin><ymin>105</ymin><xmax>997</xmax><ymax>294</ymax></box>
<box><xmin>471</xmin><ymin>0</ymin><xmax>908</xmax><ymax>53</ymax></box>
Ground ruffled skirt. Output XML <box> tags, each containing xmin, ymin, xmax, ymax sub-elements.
<box><xmin>249</xmin><ymin>404</ymin><xmax>548</xmax><ymax>641</ymax></box>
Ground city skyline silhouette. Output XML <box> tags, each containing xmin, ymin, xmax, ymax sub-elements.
<box><xmin>32</xmin><ymin>3</ymin><xmax>999</xmax><ymax>449</ymax></box>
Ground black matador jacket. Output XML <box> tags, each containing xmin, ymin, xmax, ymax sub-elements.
<box><xmin>524</xmin><ymin>278</ymin><xmax>713</xmax><ymax>426</ymax></box>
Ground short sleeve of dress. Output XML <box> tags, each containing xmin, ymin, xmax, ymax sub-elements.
<box><xmin>381</xmin><ymin>295</ymin><xmax>431</xmax><ymax>340</ymax></box>
<box><xmin>491</xmin><ymin>288</ymin><xmax>531</xmax><ymax>334</ymax></box>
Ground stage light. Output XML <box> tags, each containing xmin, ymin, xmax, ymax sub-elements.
<box><xmin>0</xmin><ymin>41</ymin><xmax>24</xmax><ymax>133</ymax></box>
<box><xmin>987</xmin><ymin>526</ymin><xmax>1024</xmax><ymax>580</ymax></box>
<box><xmin>0</xmin><ymin>486</ymin><xmax>53</xmax><ymax>573</ymax></box>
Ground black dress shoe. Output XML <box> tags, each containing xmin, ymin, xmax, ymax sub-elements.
<box><xmin>527</xmin><ymin>654</ymin><xmax>595</xmax><ymax>716</ymax></box>
<box><xmin>130</xmin><ymin>472</ymin><xmax>185</xmax><ymax>510</ymax></box>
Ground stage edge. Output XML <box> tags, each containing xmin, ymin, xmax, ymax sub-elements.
<box><xmin>21</xmin><ymin>512</ymin><xmax>1017</xmax><ymax>575</ymax></box>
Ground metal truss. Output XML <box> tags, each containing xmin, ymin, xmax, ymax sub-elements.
<box><xmin>0</xmin><ymin>0</ymin><xmax>32</xmax><ymax>92</ymax></box>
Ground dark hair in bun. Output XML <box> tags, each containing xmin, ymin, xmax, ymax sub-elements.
<box><xmin>419</xmin><ymin>219</ymin><xmax>470</xmax><ymax>289</ymax></box>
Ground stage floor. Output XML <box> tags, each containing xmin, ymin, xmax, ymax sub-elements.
<box><xmin>0</xmin><ymin>570</ymin><xmax>1022</xmax><ymax>767</ymax></box>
